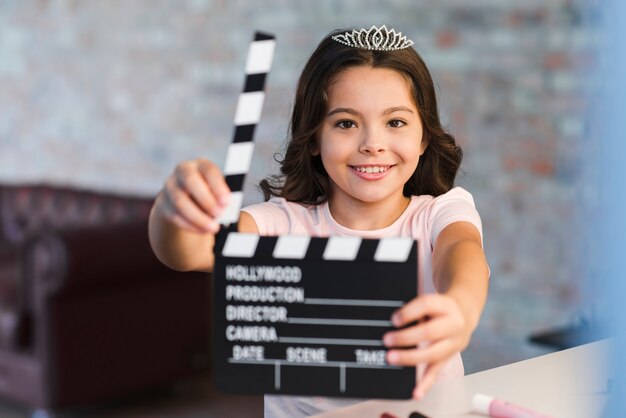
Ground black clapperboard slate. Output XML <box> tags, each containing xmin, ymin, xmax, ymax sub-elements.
<box><xmin>213</xmin><ymin>228</ymin><xmax>418</xmax><ymax>399</ymax></box>
<box><xmin>211</xmin><ymin>30</ymin><xmax>418</xmax><ymax>399</ymax></box>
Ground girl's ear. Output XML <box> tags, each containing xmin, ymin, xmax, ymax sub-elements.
<box><xmin>419</xmin><ymin>135</ymin><xmax>429</xmax><ymax>156</ymax></box>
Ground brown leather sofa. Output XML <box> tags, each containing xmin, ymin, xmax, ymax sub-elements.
<box><xmin>0</xmin><ymin>184</ymin><xmax>211</xmax><ymax>411</ymax></box>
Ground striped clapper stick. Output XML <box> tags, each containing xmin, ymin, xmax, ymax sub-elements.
<box><xmin>213</xmin><ymin>232</ymin><xmax>418</xmax><ymax>399</ymax></box>
<box><xmin>218</xmin><ymin>31</ymin><xmax>276</xmax><ymax>226</ymax></box>
<box><xmin>212</xmin><ymin>31</ymin><xmax>417</xmax><ymax>399</ymax></box>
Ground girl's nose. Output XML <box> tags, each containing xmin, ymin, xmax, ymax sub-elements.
<box><xmin>358</xmin><ymin>129</ymin><xmax>386</xmax><ymax>154</ymax></box>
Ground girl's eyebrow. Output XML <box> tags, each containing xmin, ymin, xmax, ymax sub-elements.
<box><xmin>327</xmin><ymin>107</ymin><xmax>360</xmax><ymax>117</ymax></box>
<box><xmin>327</xmin><ymin>106</ymin><xmax>414</xmax><ymax>117</ymax></box>
<box><xmin>383</xmin><ymin>106</ymin><xmax>414</xmax><ymax>115</ymax></box>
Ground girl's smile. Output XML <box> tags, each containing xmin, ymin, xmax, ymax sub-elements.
<box><xmin>350</xmin><ymin>164</ymin><xmax>393</xmax><ymax>180</ymax></box>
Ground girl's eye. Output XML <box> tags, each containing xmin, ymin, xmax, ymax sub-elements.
<box><xmin>387</xmin><ymin>119</ymin><xmax>406</xmax><ymax>128</ymax></box>
<box><xmin>336</xmin><ymin>120</ymin><xmax>356</xmax><ymax>129</ymax></box>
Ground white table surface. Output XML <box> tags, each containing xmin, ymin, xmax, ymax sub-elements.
<box><xmin>313</xmin><ymin>339</ymin><xmax>611</xmax><ymax>418</ymax></box>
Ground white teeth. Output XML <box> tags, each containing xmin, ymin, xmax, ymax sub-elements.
<box><xmin>354</xmin><ymin>166</ymin><xmax>388</xmax><ymax>173</ymax></box>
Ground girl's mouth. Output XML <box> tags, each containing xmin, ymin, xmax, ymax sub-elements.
<box><xmin>351</xmin><ymin>165</ymin><xmax>391</xmax><ymax>174</ymax></box>
<box><xmin>350</xmin><ymin>165</ymin><xmax>393</xmax><ymax>180</ymax></box>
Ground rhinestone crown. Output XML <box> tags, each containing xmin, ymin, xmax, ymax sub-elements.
<box><xmin>331</xmin><ymin>25</ymin><xmax>414</xmax><ymax>51</ymax></box>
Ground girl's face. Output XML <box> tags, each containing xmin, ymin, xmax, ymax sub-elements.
<box><xmin>314</xmin><ymin>65</ymin><xmax>427</xmax><ymax>213</ymax></box>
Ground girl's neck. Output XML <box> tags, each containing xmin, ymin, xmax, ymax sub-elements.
<box><xmin>327</xmin><ymin>193</ymin><xmax>411</xmax><ymax>231</ymax></box>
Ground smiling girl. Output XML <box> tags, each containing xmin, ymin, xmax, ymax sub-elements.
<box><xmin>148</xmin><ymin>26</ymin><xmax>490</xmax><ymax>418</ymax></box>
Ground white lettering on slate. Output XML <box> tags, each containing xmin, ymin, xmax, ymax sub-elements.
<box><xmin>225</xmin><ymin>265</ymin><xmax>302</xmax><ymax>283</ymax></box>
<box><xmin>226</xmin><ymin>325</ymin><xmax>278</xmax><ymax>342</ymax></box>
<box><xmin>354</xmin><ymin>349</ymin><xmax>387</xmax><ymax>365</ymax></box>
<box><xmin>232</xmin><ymin>345</ymin><xmax>265</xmax><ymax>361</ymax></box>
<box><xmin>225</xmin><ymin>285</ymin><xmax>305</xmax><ymax>303</ymax></box>
<box><xmin>286</xmin><ymin>347</ymin><xmax>327</xmax><ymax>364</ymax></box>
<box><xmin>226</xmin><ymin>305</ymin><xmax>288</xmax><ymax>322</ymax></box>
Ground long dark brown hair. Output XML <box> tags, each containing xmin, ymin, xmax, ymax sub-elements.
<box><xmin>260</xmin><ymin>28</ymin><xmax>462</xmax><ymax>204</ymax></box>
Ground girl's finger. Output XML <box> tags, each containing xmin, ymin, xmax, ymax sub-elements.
<box><xmin>391</xmin><ymin>294</ymin><xmax>454</xmax><ymax>327</ymax></box>
<box><xmin>198</xmin><ymin>159</ymin><xmax>231</xmax><ymax>207</ymax></box>
<box><xmin>384</xmin><ymin>316</ymin><xmax>451</xmax><ymax>348</ymax></box>
<box><xmin>170</xmin><ymin>211</ymin><xmax>209</xmax><ymax>234</ymax></box>
<box><xmin>176</xmin><ymin>167</ymin><xmax>222</xmax><ymax>218</ymax></box>
<box><xmin>164</xmin><ymin>179</ymin><xmax>219</xmax><ymax>233</ymax></box>
<box><xmin>386</xmin><ymin>339</ymin><xmax>454</xmax><ymax>367</ymax></box>
<box><xmin>157</xmin><ymin>192</ymin><xmax>208</xmax><ymax>234</ymax></box>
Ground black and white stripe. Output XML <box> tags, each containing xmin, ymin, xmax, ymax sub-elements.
<box><xmin>219</xmin><ymin>32</ymin><xmax>276</xmax><ymax>225</ymax></box>
<box><xmin>220</xmin><ymin>233</ymin><xmax>417</xmax><ymax>263</ymax></box>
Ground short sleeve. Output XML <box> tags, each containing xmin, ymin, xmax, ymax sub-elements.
<box><xmin>241</xmin><ymin>198</ymin><xmax>291</xmax><ymax>236</ymax></box>
<box><xmin>428</xmin><ymin>187</ymin><xmax>484</xmax><ymax>246</ymax></box>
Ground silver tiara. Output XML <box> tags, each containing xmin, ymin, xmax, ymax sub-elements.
<box><xmin>331</xmin><ymin>25</ymin><xmax>414</xmax><ymax>51</ymax></box>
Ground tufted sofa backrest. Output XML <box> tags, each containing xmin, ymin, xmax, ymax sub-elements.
<box><xmin>0</xmin><ymin>184</ymin><xmax>154</xmax><ymax>244</ymax></box>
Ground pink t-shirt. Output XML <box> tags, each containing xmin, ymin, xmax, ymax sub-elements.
<box><xmin>242</xmin><ymin>187</ymin><xmax>484</xmax><ymax>417</ymax></box>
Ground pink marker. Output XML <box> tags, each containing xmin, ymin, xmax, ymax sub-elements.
<box><xmin>471</xmin><ymin>393</ymin><xmax>553</xmax><ymax>418</ymax></box>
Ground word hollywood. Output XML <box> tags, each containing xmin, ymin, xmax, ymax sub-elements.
<box><xmin>225</xmin><ymin>264</ymin><xmax>303</xmax><ymax>283</ymax></box>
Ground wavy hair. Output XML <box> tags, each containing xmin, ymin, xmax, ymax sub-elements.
<box><xmin>260</xmin><ymin>28</ymin><xmax>462</xmax><ymax>204</ymax></box>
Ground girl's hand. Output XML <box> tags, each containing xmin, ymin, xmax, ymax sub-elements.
<box><xmin>382</xmin><ymin>293</ymin><xmax>471</xmax><ymax>400</ymax></box>
<box><xmin>152</xmin><ymin>158</ymin><xmax>231</xmax><ymax>234</ymax></box>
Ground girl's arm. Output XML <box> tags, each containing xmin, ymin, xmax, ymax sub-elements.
<box><xmin>383</xmin><ymin>221</ymin><xmax>489</xmax><ymax>399</ymax></box>
<box><xmin>148</xmin><ymin>158</ymin><xmax>258</xmax><ymax>273</ymax></box>
<box><xmin>432</xmin><ymin>221</ymin><xmax>489</xmax><ymax>338</ymax></box>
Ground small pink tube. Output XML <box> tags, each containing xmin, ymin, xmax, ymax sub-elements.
<box><xmin>471</xmin><ymin>393</ymin><xmax>553</xmax><ymax>418</ymax></box>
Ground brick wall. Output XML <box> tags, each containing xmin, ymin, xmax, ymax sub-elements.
<box><xmin>0</xmin><ymin>0</ymin><xmax>596</xmax><ymax>373</ymax></box>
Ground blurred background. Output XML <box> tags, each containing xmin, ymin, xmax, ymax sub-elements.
<box><xmin>0</xmin><ymin>0</ymin><xmax>604</xmax><ymax>417</ymax></box>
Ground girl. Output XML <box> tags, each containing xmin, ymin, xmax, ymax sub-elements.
<box><xmin>149</xmin><ymin>25</ymin><xmax>489</xmax><ymax>417</ymax></box>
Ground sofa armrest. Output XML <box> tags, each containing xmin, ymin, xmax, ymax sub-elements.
<box><xmin>22</xmin><ymin>220</ymin><xmax>187</xmax><ymax>296</ymax></box>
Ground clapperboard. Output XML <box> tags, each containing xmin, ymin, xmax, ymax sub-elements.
<box><xmin>212</xmin><ymin>31</ymin><xmax>418</xmax><ymax>399</ymax></box>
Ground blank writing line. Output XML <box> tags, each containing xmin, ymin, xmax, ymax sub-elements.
<box><xmin>278</xmin><ymin>336</ymin><xmax>383</xmax><ymax>346</ymax></box>
<box><xmin>304</xmin><ymin>298</ymin><xmax>403</xmax><ymax>307</ymax></box>
<box><xmin>287</xmin><ymin>317</ymin><xmax>392</xmax><ymax>327</ymax></box>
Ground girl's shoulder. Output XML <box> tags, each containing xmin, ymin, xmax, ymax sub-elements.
<box><xmin>408</xmin><ymin>186</ymin><xmax>477</xmax><ymax>214</ymax></box>
<box><xmin>415</xmin><ymin>186</ymin><xmax>482</xmax><ymax>243</ymax></box>
<box><xmin>241</xmin><ymin>197</ymin><xmax>323</xmax><ymax>235</ymax></box>
<box><xmin>433</xmin><ymin>186</ymin><xmax>476</xmax><ymax>207</ymax></box>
